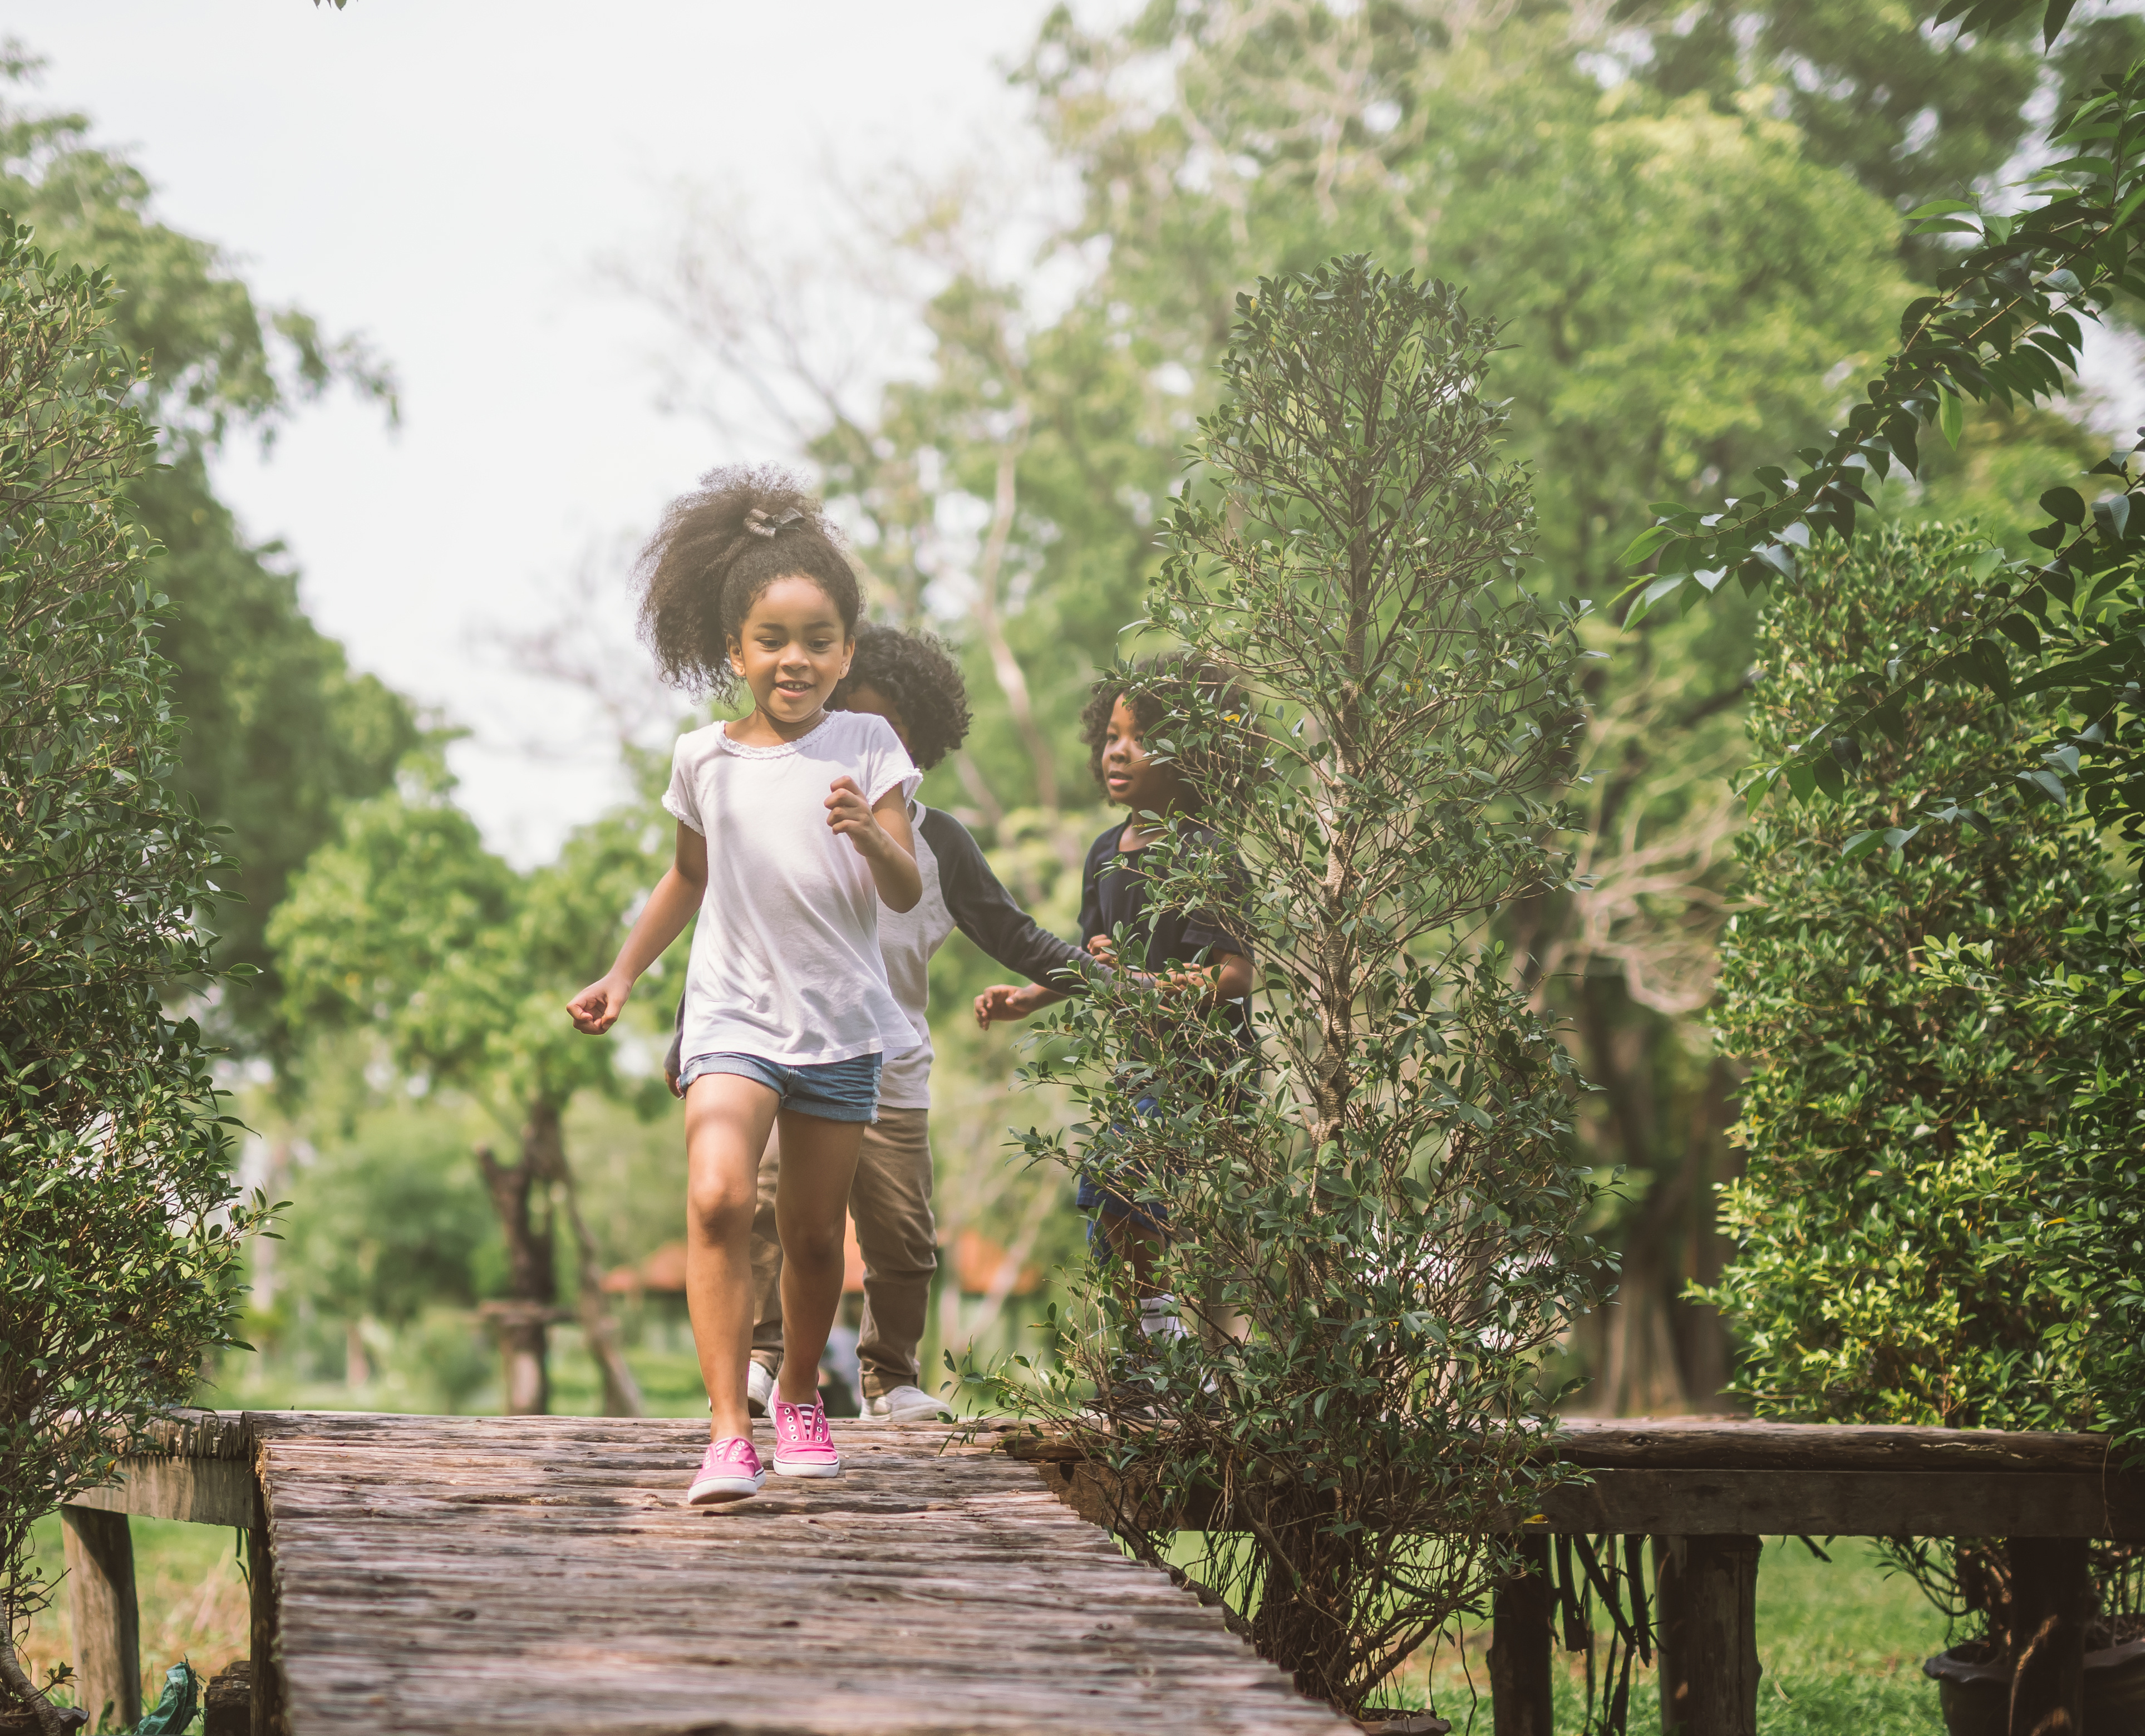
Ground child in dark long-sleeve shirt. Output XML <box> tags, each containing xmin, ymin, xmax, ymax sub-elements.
<box><xmin>975</xmin><ymin>667</ymin><xmax>1252</xmax><ymax>1345</ymax></box>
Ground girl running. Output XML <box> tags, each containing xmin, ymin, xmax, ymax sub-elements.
<box><xmin>567</xmin><ymin>469</ymin><xmax>921</xmax><ymax>1505</ymax></box>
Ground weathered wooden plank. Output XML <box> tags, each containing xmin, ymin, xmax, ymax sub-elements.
<box><xmin>2006</xmin><ymin>1537</ymin><xmax>2090</xmax><ymax>1736</ymax></box>
<box><xmin>1005</xmin><ymin>1417</ymin><xmax>2128</xmax><ymax>1476</ymax></box>
<box><xmin>1552</xmin><ymin>1418</ymin><xmax>2121</xmax><ymax>1475</ymax></box>
<box><xmin>242</xmin><ymin>1413</ymin><xmax>1353</xmax><ymax>1735</ymax></box>
<box><xmin>247</xmin><ymin>1525</ymin><xmax>286</xmax><ymax>1736</ymax></box>
<box><xmin>66</xmin><ymin>1454</ymin><xmax>260</xmax><ymax>1527</ymax></box>
<box><xmin>60</xmin><ymin>1506</ymin><xmax>140</xmax><ymax>1733</ymax></box>
<box><xmin>1524</xmin><ymin>1469</ymin><xmax>2145</xmax><ymax>1540</ymax></box>
<box><xmin>1051</xmin><ymin>1458</ymin><xmax>2145</xmax><ymax>1540</ymax></box>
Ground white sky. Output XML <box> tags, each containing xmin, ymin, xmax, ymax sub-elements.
<box><xmin>4</xmin><ymin>0</ymin><xmax>1081</xmax><ymax>864</ymax></box>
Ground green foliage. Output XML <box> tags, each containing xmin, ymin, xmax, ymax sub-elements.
<box><xmin>1612</xmin><ymin>0</ymin><xmax>2055</xmax><ymax>218</ymax></box>
<box><xmin>282</xmin><ymin>1109</ymin><xmax>498</xmax><ymax>1330</ymax></box>
<box><xmin>272</xmin><ymin>759</ymin><xmax>664</xmax><ymax>1126</ymax></box>
<box><xmin>982</xmin><ymin>259</ymin><xmax>1611</xmax><ymax>1714</ymax></box>
<box><xmin>1030</xmin><ymin>3</ymin><xmax>1921</xmax><ymax>601</ymax></box>
<box><xmin>139</xmin><ymin>459</ymin><xmax>417</xmax><ymax>1029</ymax></box>
<box><xmin>1708</xmin><ymin>524</ymin><xmax>2118</xmax><ymax>1425</ymax></box>
<box><xmin>0</xmin><ymin>219</ymin><xmax>263</xmax><ymax>1721</ymax></box>
<box><xmin>1624</xmin><ymin>50</ymin><xmax>2145</xmax><ymax>842</ymax></box>
<box><xmin>0</xmin><ymin>74</ymin><xmax>415</xmax><ymax>1039</ymax></box>
<box><xmin>0</xmin><ymin>85</ymin><xmax>396</xmax><ymax>458</ymax></box>
<box><xmin>271</xmin><ymin>761</ymin><xmax>671</xmax><ymax>1416</ymax></box>
<box><xmin>1704</xmin><ymin>523</ymin><xmax>2145</xmax><ymax>1651</ymax></box>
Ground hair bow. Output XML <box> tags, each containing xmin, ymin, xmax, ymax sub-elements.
<box><xmin>744</xmin><ymin>506</ymin><xmax>805</xmax><ymax>538</ymax></box>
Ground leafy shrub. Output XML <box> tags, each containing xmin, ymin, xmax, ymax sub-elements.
<box><xmin>1704</xmin><ymin>521</ymin><xmax>2144</xmax><ymax>1655</ymax></box>
<box><xmin>985</xmin><ymin>258</ymin><xmax>1612</xmax><ymax>1716</ymax></box>
<box><xmin>0</xmin><ymin>220</ymin><xmax>263</xmax><ymax>1728</ymax></box>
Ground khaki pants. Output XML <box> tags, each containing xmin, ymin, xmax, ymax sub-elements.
<box><xmin>749</xmin><ymin>1105</ymin><xmax>936</xmax><ymax>1400</ymax></box>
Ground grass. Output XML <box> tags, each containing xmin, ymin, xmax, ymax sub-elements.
<box><xmin>1367</xmin><ymin>1537</ymin><xmax>1951</xmax><ymax>1734</ymax></box>
<box><xmin>16</xmin><ymin>1511</ymin><xmax>249</xmax><ymax>1735</ymax></box>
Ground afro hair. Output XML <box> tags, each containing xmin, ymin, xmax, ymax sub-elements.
<box><xmin>834</xmin><ymin>624</ymin><xmax>972</xmax><ymax>771</ymax></box>
<box><xmin>635</xmin><ymin>464</ymin><xmax>860</xmax><ymax>699</ymax></box>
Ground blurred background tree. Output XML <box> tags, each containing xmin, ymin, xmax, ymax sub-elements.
<box><xmin>270</xmin><ymin>759</ymin><xmax>668</xmax><ymax>1417</ymax></box>
<box><xmin>0</xmin><ymin>57</ymin><xmax>415</xmax><ymax>1051</ymax></box>
<box><xmin>613</xmin><ymin>0</ymin><xmax>2117</xmax><ymax>1412</ymax></box>
<box><xmin>4</xmin><ymin>0</ymin><xmax>2117</xmax><ymax>1434</ymax></box>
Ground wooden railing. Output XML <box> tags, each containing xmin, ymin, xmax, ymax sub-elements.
<box><xmin>1006</xmin><ymin>1415</ymin><xmax>2145</xmax><ymax>1736</ymax></box>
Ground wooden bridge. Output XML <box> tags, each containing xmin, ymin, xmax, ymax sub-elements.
<box><xmin>54</xmin><ymin>1410</ymin><xmax>2145</xmax><ymax>1735</ymax></box>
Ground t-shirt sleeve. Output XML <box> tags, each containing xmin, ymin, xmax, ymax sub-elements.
<box><xmin>856</xmin><ymin>715</ymin><xmax>923</xmax><ymax>808</ymax></box>
<box><xmin>922</xmin><ymin>810</ymin><xmax>1092</xmax><ymax>994</ymax></box>
<box><xmin>661</xmin><ymin>736</ymin><xmax>703</xmax><ymax>835</ymax></box>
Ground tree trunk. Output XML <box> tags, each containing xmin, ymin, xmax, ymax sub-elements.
<box><xmin>523</xmin><ymin>1100</ymin><xmax>645</xmax><ymax>1418</ymax></box>
<box><xmin>476</xmin><ymin>1142</ymin><xmax>555</xmax><ymax>1415</ymax></box>
<box><xmin>967</xmin><ymin>440</ymin><xmax>1058</xmax><ymax>813</ymax></box>
<box><xmin>0</xmin><ymin>1632</ymin><xmax>67</xmax><ymax>1736</ymax></box>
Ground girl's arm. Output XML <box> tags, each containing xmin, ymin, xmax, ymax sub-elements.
<box><xmin>974</xmin><ymin>982</ymin><xmax>1067</xmax><ymax>1027</ymax></box>
<box><xmin>567</xmin><ymin>822</ymin><xmax>708</xmax><ymax>1035</ymax></box>
<box><xmin>826</xmin><ymin>777</ymin><xmax>922</xmax><ymax>912</ymax></box>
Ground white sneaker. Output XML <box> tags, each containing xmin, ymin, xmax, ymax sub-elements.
<box><xmin>863</xmin><ymin>1384</ymin><xmax>948</xmax><ymax>1422</ymax></box>
<box><xmin>746</xmin><ymin>1361</ymin><xmax>776</xmax><ymax>1417</ymax></box>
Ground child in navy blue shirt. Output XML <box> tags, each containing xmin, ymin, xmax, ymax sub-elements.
<box><xmin>976</xmin><ymin>666</ymin><xmax>1253</xmax><ymax>1344</ymax></box>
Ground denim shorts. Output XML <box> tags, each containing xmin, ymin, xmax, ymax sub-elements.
<box><xmin>677</xmin><ymin>1050</ymin><xmax>883</xmax><ymax>1123</ymax></box>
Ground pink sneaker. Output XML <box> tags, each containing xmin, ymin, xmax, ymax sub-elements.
<box><xmin>771</xmin><ymin>1396</ymin><xmax>842</xmax><ymax>1478</ymax></box>
<box><xmin>686</xmin><ymin>1436</ymin><xmax>765</xmax><ymax>1505</ymax></box>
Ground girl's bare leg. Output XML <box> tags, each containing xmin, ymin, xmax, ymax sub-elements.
<box><xmin>771</xmin><ymin>1109</ymin><xmax>865</xmax><ymax>1405</ymax></box>
<box><xmin>685</xmin><ymin>1073</ymin><xmax>781</xmax><ymax>1441</ymax></box>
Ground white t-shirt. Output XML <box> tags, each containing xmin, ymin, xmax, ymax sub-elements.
<box><xmin>662</xmin><ymin>709</ymin><xmax>922</xmax><ymax>1068</ymax></box>
<box><xmin>875</xmin><ymin>808</ymin><xmax>952</xmax><ymax>1109</ymax></box>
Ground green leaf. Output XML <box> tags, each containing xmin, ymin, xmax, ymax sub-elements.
<box><xmin>1619</xmin><ymin>523</ymin><xmax>1675</xmax><ymax>565</ymax></box>
<box><xmin>1939</xmin><ymin>390</ymin><xmax>1965</xmax><ymax>451</ymax></box>
<box><xmin>1998</xmin><ymin>613</ymin><xmax>2043</xmax><ymax>655</ymax></box>
<box><xmin>2041</xmin><ymin>486</ymin><xmax>2087</xmax><ymax>525</ymax></box>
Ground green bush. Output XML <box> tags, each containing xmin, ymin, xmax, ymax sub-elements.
<box><xmin>988</xmin><ymin>258</ymin><xmax>1611</xmax><ymax>1716</ymax></box>
<box><xmin>1704</xmin><ymin>520</ymin><xmax>2143</xmax><ymax>1656</ymax></box>
<box><xmin>0</xmin><ymin>219</ymin><xmax>263</xmax><ymax>1728</ymax></box>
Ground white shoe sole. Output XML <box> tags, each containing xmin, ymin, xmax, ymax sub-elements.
<box><xmin>686</xmin><ymin>1474</ymin><xmax>764</xmax><ymax>1505</ymax></box>
<box><xmin>770</xmin><ymin>1456</ymin><xmax>843</xmax><ymax>1479</ymax></box>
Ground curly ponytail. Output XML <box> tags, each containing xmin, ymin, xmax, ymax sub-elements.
<box><xmin>636</xmin><ymin>465</ymin><xmax>862</xmax><ymax>697</ymax></box>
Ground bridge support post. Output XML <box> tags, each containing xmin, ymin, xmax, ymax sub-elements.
<box><xmin>2006</xmin><ymin>1536</ymin><xmax>2088</xmax><ymax>1736</ymax></box>
<box><xmin>1488</xmin><ymin>1535</ymin><xmax>1553</xmax><ymax>1736</ymax></box>
<box><xmin>248</xmin><ymin>1525</ymin><xmax>287</xmax><ymax>1736</ymax></box>
<box><xmin>61</xmin><ymin>1506</ymin><xmax>140</xmax><ymax>1732</ymax></box>
<box><xmin>1652</xmin><ymin>1533</ymin><xmax>1759</xmax><ymax>1736</ymax></box>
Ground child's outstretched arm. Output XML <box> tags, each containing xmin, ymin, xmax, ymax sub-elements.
<box><xmin>1086</xmin><ymin>932</ymin><xmax>1253</xmax><ymax>1006</ymax></box>
<box><xmin>826</xmin><ymin>776</ymin><xmax>922</xmax><ymax>913</ymax></box>
<box><xmin>567</xmin><ymin>822</ymin><xmax>709</xmax><ymax>1035</ymax></box>
<box><xmin>974</xmin><ymin>981</ymin><xmax>1067</xmax><ymax>1027</ymax></box>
